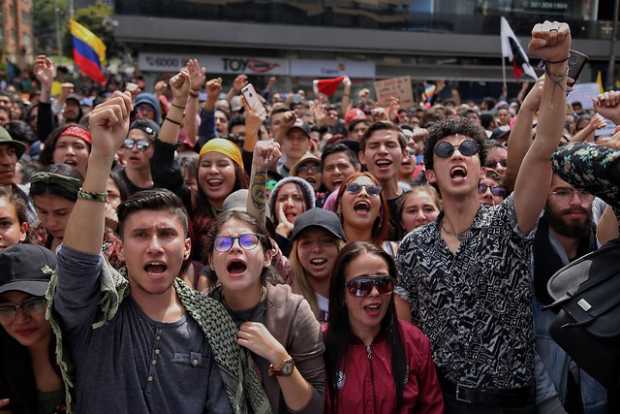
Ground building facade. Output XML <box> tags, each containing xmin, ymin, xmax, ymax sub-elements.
<box><xmin>113</xmin><ymin>0</ymin><xmax>618</xmax><ymax>100</ymax></box>
<box><xmin>2</xmin><ymin>0</ymin><xmax>34</xmax><ymax>69</ymax></box>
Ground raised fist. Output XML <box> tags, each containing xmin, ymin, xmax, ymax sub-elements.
<box><xmin>594</xmin><ymin>90</ymin><xmax>620</xmax><ymax>125</ymax></box>
<box><xmin>528</xmin><ymin>21</ymin><xmax>571</xmax><ymax>64</ymax></box>
<box><xmin>252</xmin><ymin>139</ymin><xmax>281</xmax><ymax>172</ymax></box>
<box><xmin>33</xmin><ymin>55</ymin><xmax>55</xmax><ymax>88</ymax></box>
<box><xmin>88</xmin><ymin>92</ymin><xmax>132</xmax><ymax>159</ymax></box>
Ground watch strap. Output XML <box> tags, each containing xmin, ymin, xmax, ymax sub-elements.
<box><xmin>268</xmin><ymin>357</ymin><xmax>294</xmax><ymax>377</ymax></box>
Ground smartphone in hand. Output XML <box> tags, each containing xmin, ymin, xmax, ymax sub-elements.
<box><xmin>241</xmin><ymin>83</ymin><xmax>267</xmax><ymax>120</ymax></box>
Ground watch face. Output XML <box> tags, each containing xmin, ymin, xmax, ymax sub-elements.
<box><xmin>281</xmin><ymin>359</ymin><xmax>294</xmax><ymax>376</ymax></box>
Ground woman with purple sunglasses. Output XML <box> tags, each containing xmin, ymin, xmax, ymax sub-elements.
<box><xmin>324</xmin><ymin>241</ymin><xmax>444</xmax><ymax>413</ymax></box>
<box><xmin>204</xmin><ymin>210</ymin><xmax>325</xmax><ymax>413</ymax></box>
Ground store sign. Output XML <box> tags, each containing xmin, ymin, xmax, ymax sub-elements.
<box><xmin>138</xmin><ymin>53</ymin><xmax>288</xmax><ymax>75</ymax></box>
<box><xmin>290</xmin><ymin>59</ymin><xmax>375</xmax><ymax>78</ymax></box>
<box><xmin>139</xmin><ymin>53</ymin><xmax>375</xmax><ymax>78</ymax></box>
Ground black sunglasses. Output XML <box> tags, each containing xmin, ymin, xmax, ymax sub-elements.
<box><xmin>346</xmin><ymin>275</ymin><xmax>394</xmax><ymax>297</ymax></box>
<box><xmin>346</xmin><ymin>183</ymin><xmax>382</xmax><ymax>197</ymax></box>
<box><xmin>478</xmin><ymin>183</ymin><xmax>507</xmax><ymax>198</ymax></box>
<box><xmin>433</xmin><ymin>139</ymin><xmax>480</xmax><ymax>159</ymax></box>
<box><xmin>484</xmin><ymin>159</ymin><xmax>507</xmax><ymax>169</ymax></box>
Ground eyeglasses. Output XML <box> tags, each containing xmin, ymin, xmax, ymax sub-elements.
<box><xmin>478</xmin><ymin>183</ymin><xmax>507</xmax><ymax>198</ymax></box>
<box><xmin>297</xmin><ymin>163</ymin><xmax>320</xmax><ymax>174</ymax></box>
<box><xmin>214</xmin><ymin>233</ymin><xmax>261</xmax><ymax>252</ymax></box>
<box><xmin>484</xmin><ymin>159</ymin><xmax>507</xmax><ymax>169</ymax></box>
<box><xmin>551</xmin><ymin>188</ymin><xmax>593</xmax><ymax>201</ymax></box>
<box><xmin>123</xmin><ymin>138</ymin><xmax>151</xmax><ymax>151</ymax></box>
<box><xmin>346</xmin><ymin>183</ymin><xmax>382</xmax><ymax>197</ymax></box>
<box><xmin>346</xmin><ymin>275</ymin><xmax>394</xmax><ymax>297</ymax></box>
<box><xmin>433</xmin><ymin>139</ymin><xmax>480</xmax><ymax>158</ymax></box>
<box><xmin>0</xmin><ymin>297</ymin><xmax>47</xmax><ymax>325</ymax></box>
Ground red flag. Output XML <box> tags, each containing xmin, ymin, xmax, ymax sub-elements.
<box><xmin>313</xmin><ymin>76</ymin><xmax>345</xmax><ymax>97</ymax></box>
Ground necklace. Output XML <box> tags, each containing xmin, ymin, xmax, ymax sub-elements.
<box><xmin>442</xmin><ymin>223</ymin><xmax>467</xmax><ymax>242</ymax></box>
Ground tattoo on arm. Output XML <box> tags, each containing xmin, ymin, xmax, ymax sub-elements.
<box><xmin>249</xmin><ymin>170</ymin><xmax>267</xmax><ymax>225</ymax></box>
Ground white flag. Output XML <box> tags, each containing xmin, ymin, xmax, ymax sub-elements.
<box><xmin>501</xmin><ymin>17</ymin><xmax>538</xmax><ymax>80</ymax></box>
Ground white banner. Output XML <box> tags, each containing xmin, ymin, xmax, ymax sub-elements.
<box><xmin>290</xmin><ymin>59</ymin><xmax>375</xmax><ymax>78</ymax></box>
<box><xmin>138</xmin><ymin>53</ymin><xmax>376</xmax><ymax>78</ymax></box>
<box><xmin>138</xmin><ymin>53</ymin><xmax>288</xmax><ymax>75</ymax></box>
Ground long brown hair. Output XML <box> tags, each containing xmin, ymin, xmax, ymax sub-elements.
<box><xmin>335</xmin><ymin>172</ymin><xmax>390</xmax><ymax>245</ymax></box>
<box><xmin>289</xmin><ymin>235</ymin><xmax>344</xmax><ymax>319</ymax></box>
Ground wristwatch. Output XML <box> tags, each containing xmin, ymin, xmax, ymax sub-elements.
<box><xmin>268</xmin><ymin>357</ymin><xmax>295</xmax><ymax>377</ymax></box>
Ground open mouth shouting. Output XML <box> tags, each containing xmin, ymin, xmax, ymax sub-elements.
<box><xmin>449</xmin><ymin>165</ymin><xmax>468</xmax><ymax>184</ymax></box>
<box><xmin>363</xmin><ymin>301</ymin><xmax>384</xmax><ymax>318</ymax></box>
<box><xmin>206</xmin><ymin>177</ymin><xmax>224</xmax><ymax>190</ymax></box>
<box><xmin>353</xmin><ymin>200</ymin><xmax>372</xmax><ymax>217</ymax></box>
<box><xmin>144</xmin><ymin>260</ymin><xmax>168</xmax><ymax>277</ymax></box>
<box><xmin>374</xmin><ymin>159</ymin><xmax>392</xmax><ymax>171</ymax></box>
<box><xmin>226</xmin><ymin>257</ymin><xmax>248</xmax><ymax>277</ymax></box>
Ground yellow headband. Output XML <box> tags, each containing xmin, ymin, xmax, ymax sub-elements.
<box><xmin>199</xmin><ymin>138</ymin><xmax>244</xmax><ymax>171</ymax></box>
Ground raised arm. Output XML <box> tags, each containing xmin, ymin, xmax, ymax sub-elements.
<box><xmin>514</xmin><ymin>21</ymin><xmax>571</xmax><ymax>234</ymax></box>
<box><xmin>503</xmin><ymin>77</ymin><xmax>543</xmax><ymax>192</ymax></box>
<box><xmin>340</xmin><ymin>76</ymin><xmax>352</xmax><ymax>116</ymax></box>
<box><xmin>159</xmin><ymin>65</ymin><xmax>190</xmax><ymax>145</ymax></box>
<box><xmin>247</xmin><ymin>139</ymin><xmax>281</xmax><ymax>227</ymax></box>
<box><xmin>33</xmin><ymin>55</ymin><xmax>56</xmax><ymax>141</ymax></box>
<box><xmin>225</xmin><ymin>74</ymin><xmax>247</xmax><ymax>104</ymax></box>
<box><xmin>63</xmin><ymin>92</ymin><xmax>132</xmax><ymax>254</ymax></box>
<box><xmin>183</xmin><ymin>61</ymin><xmax>205</xmax><ymax>149</ymax></box>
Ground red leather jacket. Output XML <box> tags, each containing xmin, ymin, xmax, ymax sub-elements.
<box><xmin>325</xmin><ymin>320</ymin><xmax>444</xmax><ymax>414</ymax></box>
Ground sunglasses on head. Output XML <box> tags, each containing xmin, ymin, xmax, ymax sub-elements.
<box><xmin>346</xmin><ymin>275</ymin><xmax>394</xmax><ymax>297</ymax></box>
<box><xmin>346</xmin><ymin>183</ymin><xmax>382</xmax><ymax>197</ymax></box>
<box><xmin>214</xmin><ymin>233</ymin><xmax>261</xmax><ymax>252</ymax></box>
<box><xmin>123</xmin><ymin>138</ymin><xmax>151</xmax><ymax>151</ymax></box>
<box><xmin>478</xmin><ymin>183</ymin><xmax>507</xmax><ymax>198</ymax></box>
<box><xmin>433</xmin><ymin>139</ymin><xmax>480</xmax><ymax>159</ymax></box>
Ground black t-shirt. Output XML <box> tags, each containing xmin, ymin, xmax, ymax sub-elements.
<box><xmin>388</xmin><ymin>192</ymin><xmax>407</xmax><ymax>241</ymax></box>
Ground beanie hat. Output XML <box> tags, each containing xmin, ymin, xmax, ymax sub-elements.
<box><xmin>199</xmin><ymin>138</ymin><xmax>244</xmax><ymax>171</ymax></box>
<box><xmin>268</xmin><ymin>176</ymin><xmax>316</xmax><ymax>224</ymax></box>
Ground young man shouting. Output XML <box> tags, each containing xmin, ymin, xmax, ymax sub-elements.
<box><xmin>51</xmin><ymin>92</ymin><xmax>269</xmax><ymax>413</ymax></box>
<box><xmin>395</xmin><ymin>21</ymin><xmax>571</xmax><ymax>413</ymax></box>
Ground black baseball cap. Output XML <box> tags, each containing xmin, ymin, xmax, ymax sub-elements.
<box><xmin>0</xmin><ymin>244</ymin><xmax>56</xmax><ymax>296</ymax></box>
<box><xmin>290</xmin><ymin>208</ymin><xmax>346</xmax><ymax>242</ymax></box>
<box><xmin>129</xmin><ymin>119</ymin><xmax>160</xmax><ymax>141</ymax></box>
<box><xmin>285</xmin><ymin>125</ymin><xmax>311</xmax><ymax>140</ymax></box>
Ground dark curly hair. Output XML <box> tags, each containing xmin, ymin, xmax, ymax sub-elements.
<box><xmin>423</xmin><ymin>117</ymin><xmax>487</xmax><ymax>172</ymax></box>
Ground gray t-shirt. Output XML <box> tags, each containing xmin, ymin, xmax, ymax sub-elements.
<box><xmin>54</xmin><ymin>246</ymin><xmax>232</xmax><ymax>414</ymax></box>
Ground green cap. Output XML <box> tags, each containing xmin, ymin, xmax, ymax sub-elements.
<box><xmin>0</xmin><ymin>127</ymin><xmax>26</xmax><ymax>159</ymax></box>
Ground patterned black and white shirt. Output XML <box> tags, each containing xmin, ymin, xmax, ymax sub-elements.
<box><xmin>395</xmin><ymin>195</ymin><xmax>536</xmax><ymax>391</ymax></box>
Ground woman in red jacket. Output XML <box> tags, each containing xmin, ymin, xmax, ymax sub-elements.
<box><xmin>324</xmin><ymin>241</ymin><xmax>444</xmax><ymax>413</ymax></box>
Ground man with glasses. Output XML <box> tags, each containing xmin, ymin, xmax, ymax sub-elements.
<box><xmin>115</xmin><ymin>119</ymin><xmax>160</xmax><ymax>196</ymax></box>
<box><xmin>395</xmin><ymin>21</ymin><xmax>571</xmax><ymax>413</ymax></box>
<box><xmin>532</xmin><ymin>174</ymin><xmax>607</xmax><ymax>412</ymax></box>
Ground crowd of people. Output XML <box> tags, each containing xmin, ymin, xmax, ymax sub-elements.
<box><xmin>0</xmin><ymin>19</ymin><xmax>619</xmax><ymax>414</ymax></box>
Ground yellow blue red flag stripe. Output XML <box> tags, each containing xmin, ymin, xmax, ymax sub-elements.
<box><xmin>69</xmin><ymin>19</ymin><xmax>106</xmax><ymax>84</ymax></box>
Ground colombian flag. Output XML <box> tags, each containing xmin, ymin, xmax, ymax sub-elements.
<box><xmin>70</xmin><ymin>19</ymin><xmax>106</xmax><ymax>85</ymax></box>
